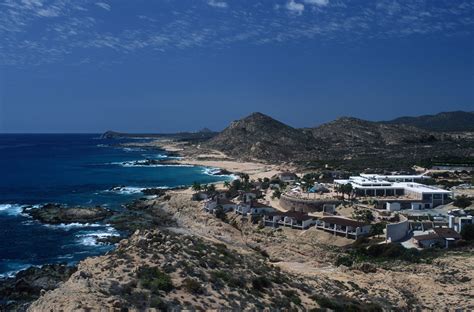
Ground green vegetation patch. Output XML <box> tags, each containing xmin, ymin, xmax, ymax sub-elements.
<box><xmin>137</xmin><ymin>266</ymin><xmax>174</xmax><ymax>293</ymax></box>
<box><xmin>311</xmin><ymin>294</ymin><xmax>382</xmax><ymax>312</ymax></box>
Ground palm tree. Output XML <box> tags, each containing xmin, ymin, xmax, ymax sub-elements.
<box><xmin>192</xmin><ymin>182</ymin><xmax>202</xmax><ymax>193</ymax></box>
<box><xmin>207</xmin><ymin>184</ymin><xmax>216</xmax><ymax>193</ymax></box>
<box><xmin>223</xmin><ymin>181</ymin><xmax>231</xmax><ymax>189</ymax></box>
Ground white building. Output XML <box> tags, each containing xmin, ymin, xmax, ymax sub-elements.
<box><xmin>315</xmin><ymin>216</ymin><xmax>372</xmax><ymax>239</ymax></box>
<box><xmin>235</xmin><ymin>201</ymin><xmax>275</xmax><ymax>216</ymax></box>
<box><xmin>204</xmin><ymin>198</ymin><xmax>237</xmax><ymax>213</ymax></box>
<box><xmin>334</xmin><ymin>175</ymin><xmax>452</xmax><ymax>209</ymax></box>
<box><xmin>263</xmin><ymin>211</ymin><xmax>315</xmax><ymax>229</ymax></box>
<box><xmin>360</xmin><ymin>174</ymin><xmax>431</xmax><ymax>183</ymax></box>
<box><xmin>449</xmin><ymin>215</ymin><xmax>473</xmax><ymax>233</ymax></box>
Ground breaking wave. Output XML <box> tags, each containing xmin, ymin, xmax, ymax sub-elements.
<box><xmin>0</xmin><ymin>204</ymin><xmax>26</xmax><ymax>216</ymax></box>
<box><xmin>112</xmin><ymin>160</ymin><xmax>194</xmax><ymax>168</ymax></box>
<box><xmin>76</xmin><ymin>226</ymin><xmax>120</xmax><ymax>247</ymax></box>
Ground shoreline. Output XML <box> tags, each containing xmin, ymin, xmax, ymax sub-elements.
<box><xmin>0</xmin><ymin>141</ymin><xmax>248</xmax><ymax>308</ymax></box>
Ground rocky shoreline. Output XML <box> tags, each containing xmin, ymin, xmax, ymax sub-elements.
<box><xmin>0</xmin><ymin>264</ymin><xmax>77</xmax><ymax>311</ymax></box>
<box><xmin>1</xmin><ymin>188</ymin><xmax>176</xmax><ymax>310</ymax></box>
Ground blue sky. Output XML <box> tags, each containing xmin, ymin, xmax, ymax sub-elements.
<box><xmin>0</xmin><ymin>0</ymin><xmax>473</xmax><ymax>133</ymax></box>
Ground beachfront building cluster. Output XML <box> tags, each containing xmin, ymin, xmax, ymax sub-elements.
<box><xmin>334</xmin><ymin>175</ymin><xmax>452</xmax><ymax>209</ymax></box>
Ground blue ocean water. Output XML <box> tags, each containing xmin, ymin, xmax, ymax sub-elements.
<box><xmin>0</xmin><ymin>134</ymin><xmax>231</xmax><ymax>277</ymax></box>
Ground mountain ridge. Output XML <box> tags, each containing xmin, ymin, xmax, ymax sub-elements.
<box><xmin>382</xmin><ymin>111</ymin><xmax>474</xmax><ymax>132</ymax></box>
<box><xmin>204</xmin><ymin>111</ymin><xmax>473</xmax><ymax>168</ymax></box>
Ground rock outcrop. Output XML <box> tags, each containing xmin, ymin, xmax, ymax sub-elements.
<box><xmin>0</xmin><ymin>264</ymin><xmax>76</xmax><ymax>311</ymax></box>
<box><xmin>23</xmin><ymin>204</ymin><xmax>112</xmax><ymax>224</ymax></box>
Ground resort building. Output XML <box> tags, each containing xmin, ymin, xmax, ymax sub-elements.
<box><xmin>414</xmin><ymin>227</ymin><xmax>461</xmax><ymax>248</ymax></box>
<box><xmin>449</xmin><ymin>215</ymin><xmax>473</xmax><ymax>233</ymax></box>
<box><xmin>277</xmin><ymin>172</ymin><xmax>298</xmax><ymax>183</ymax></box>
<box><xmin>334</xmin><ymin>175</ymin><xmax>452</xmax><ymax>209</ymax></box>
<box><xmin>315</xmin><ymin>216</ymin><xmax>372</xmax><ymax>239</ymax></box>
<box><xmin>360</xmin><ymin>174</ymin><xmax>431</xmax><ymax>183</ymax></box>
<box><xmin>239</xmin><ymin>191</ymin><xmax>261</xmax><ymax>204</ymax></box>
<box><xmin>263</xmin><ymin>211</ymin><xmax>315</xmax><ymax>229</ymax></box>
<box><xmin>203</xmin><ymin>198</ymin><xmax>237</xmax><ymax>213</ymax></box>
<box><xmin>235</xmin><ymin>201</ymin><xmax>275</xmax><ymax>216</ymax></box>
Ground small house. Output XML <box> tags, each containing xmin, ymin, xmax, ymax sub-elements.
<box><xmin>315</xmin><ymin>216</ymin><xmax>372</xmax><ymax>239</ymax></box>
<box><xmin>278</xmin><ymin>172</ymin><xmax>298</xmax><ymax>183</ymax></box>
<box><xmin>236</xmin><ymin>201</ymin><xmax>274</xmax><ymax>216</ymax></box>
<box><xmin>264</xmin><ymin>211</ymin><xmax>315</xmax><ymax>229</ymax></box>
<box><xmin>204</xmin><ymin>198</ymin><xmax>237</xmax><ymax>213</ymax></box>
<box><xmin>414</xmin><ymin>227</ymin><xmax>461</xmax><ymax>248</ymax></box>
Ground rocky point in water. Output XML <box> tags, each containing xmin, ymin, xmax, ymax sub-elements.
<box><xmin>23</xmin><ymin>204</ymin><xmax>113</xmax><ymax>224</ymax></box>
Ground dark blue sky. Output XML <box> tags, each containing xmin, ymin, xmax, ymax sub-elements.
<box><xmin>0</xmin><ymin>0</ymin><xmax>473</xmax><ymax>133</ymax></box>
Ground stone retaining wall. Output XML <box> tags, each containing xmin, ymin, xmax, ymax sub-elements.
<box><xmin>385</xmin><ymin>215</ymin><xmax>410</xmax><ymax>242</ymax></box>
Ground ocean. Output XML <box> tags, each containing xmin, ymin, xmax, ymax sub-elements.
<box><xmin>0</xmin><ymin>134</ymin><xmax>232</xmax><ymax>277</ymax></box>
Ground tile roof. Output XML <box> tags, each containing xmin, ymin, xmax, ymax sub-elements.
<box><xmin>320</xmin><ymin>217</ymin><xmax>368</xmax><ymax>228</ymax></box>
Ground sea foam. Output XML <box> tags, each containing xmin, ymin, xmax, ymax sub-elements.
<box><xmin>113</xmin><ymin>160</ymin><xmax>194</xmax><ymax>168</ymax></box>
<box><xmin>0</xmin><ymin>204</ymin><xmax>25</xmax><ymax>216</ymax></box>
<box><xmin>76</xmin><ymin>226</ymin><xmax>120</xmax><ymax>246</ymax></box>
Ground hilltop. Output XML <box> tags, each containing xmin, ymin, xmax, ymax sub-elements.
<box><xmin>205</xmin><ymin>112</ymin><xmax>318</xmax><ymax>162</ymax></box>
<box><xmin>382</xmin><ymin>111</ymin><xmax>474</xmax><ymax>132</ymax></box>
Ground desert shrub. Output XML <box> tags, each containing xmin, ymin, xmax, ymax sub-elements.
<box><xmin>272</xmin><ymin>190</ymin><xmax>282</xmax><ymax>199</ymax></box>
<box><xmin>137</xmin><ymin>266</ymin><xmax>173</xmax><ymax>293</ymax></box>
<box><xmin>150</xmin><ymin>296</ymin><xmax>166</xmax><ymax>310</ymax></box>
<box><xmin>211</xmin><ymin>270</ymin><xmax>245</xmax><ymax>288</ymax></box>
<box><xmin>282</xmin><ymin>289</ymin><xmax>302</xmax><ymax>305</ymax></box>
<box><xmin>454</xmin><ymin>196</ymin><xmax>472</xmax><ymax>209</ymax></box>
<box><xmin>251</xmin><ymin>276</ymin><xmax>272</xmax><ymax>291</ymax></box>
<box><xmin>311</xmin><ymin>295</ymin><xmax>382</xmax><ymax>312</ymax></box>
<box><xmin>335</xmin><ymin>255</ymin><xmax>353</xmax><ymax>267</ymax></box>
<box><xmin>214</xmin><ymin>206</ymin><xmax>228</xmax><ymax>223</ymax></box>
<box><xmin>182</xmin><ymin>278</ymin><xmax>204</xmax><ymax>294</ymax></box>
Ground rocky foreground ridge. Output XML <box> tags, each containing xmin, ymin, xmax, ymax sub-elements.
<box><xmin>19</xmin><ymin>190</ymin><xmax>474</xmax><ymax>311</ymax></box>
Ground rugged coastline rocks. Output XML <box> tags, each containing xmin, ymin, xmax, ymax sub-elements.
<box><xmin>23</xmin><ymin>204</ymin><xmax>113</xmax><ymax>224</ymax></box>
<box><xmin>0</xmin><ymin>264</ymin><xmax>77</xmax><ymax>311</ymax></box>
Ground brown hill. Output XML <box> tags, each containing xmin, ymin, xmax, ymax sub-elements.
<box><xmin>308</xmin><ymin>117</ymin><xmax>437</xmax><ymax>146</ymax></box>
<box><xmin>204</xmin><ymin>112</ymin><xmax>473</xmax><ymax>169</ymax></box>
<box><xmin>205</xmin><ymin>112</ymin><xmax>318</xmax><ymax>162</ymax></box>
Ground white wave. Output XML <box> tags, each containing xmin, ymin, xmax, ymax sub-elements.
<box><xmin>141</xmin><ymin>153</ymin><xmax>183</xmax><ymax>160</ymax></box>
<box><xmin>0</xmin><ymin>264</ymin><xmax>37</xmax><ymax>279</ymax></box>
<box><xmin>0</xmin><ymin>204</ymin><xmax>25</xmax><ymax>216</ymax></box>
<box><xmin>122</xmin><ymin>147</ymin><xmax>146</xmax><ymax>152</ymax></box>
<box><xmin>202</xmin><ymin>167</ymin><xmax>237</xmax><ymax>180</ymax></box>
<box><xmin>106</xmin><ymin>186</ymin><xmax>146</xmax><ymax>195</ymax></box>
<box><xmin>76</xmin><ymin>227</ymin><xmax>120</xmax><ymax>246</ymax></box>
<box><xmin>112</xmin><ymin>160</ymin><xmax>194</xmax><ymax>168</ymax></box>
<box><xmin>42</xmin><ymin>222</ymin><xmax>103</xmax><ymax>230</ymax></box>
<box><xmin>105</xmin><ymin>185</ymin><xmax>171</xmax><ymax>195</ymax></box>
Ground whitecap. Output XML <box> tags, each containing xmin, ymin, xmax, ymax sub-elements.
<box><xmin>106</xmin><ymin>186</ymin><xmax>146</xmax><ymax>195</ymax></box>
<box><xmin>202</xmin><ymin>167</ymin><xmax>237</xmax><ymax>180</ymax></box>
<box><xmin>42</xmin><ymin>223</ymin><xmax>103</xmax><ymax>230</ymax></box>
<box><xmin>122</xmin><ymin>147</ymin><xmax>146</xmax><ymax>152</ymax></box>
<box><xmin>0</xmin><ymin>263</ymin><xmax>38</xmax><ymax>279</ymax></box>
<box><xmin>76</xmin><ymin>227</ymin><xmax>120</xmax><ymax>246</ymax></box>
<box><xmin>0</xmin><ymin>204</ymin><xmax>25</xmax><ymax>216</ymax></box>
<box><xmin>113</xmin><ymin>160</ymin><xmax>194</xmax><ymax>168</ymax></box>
